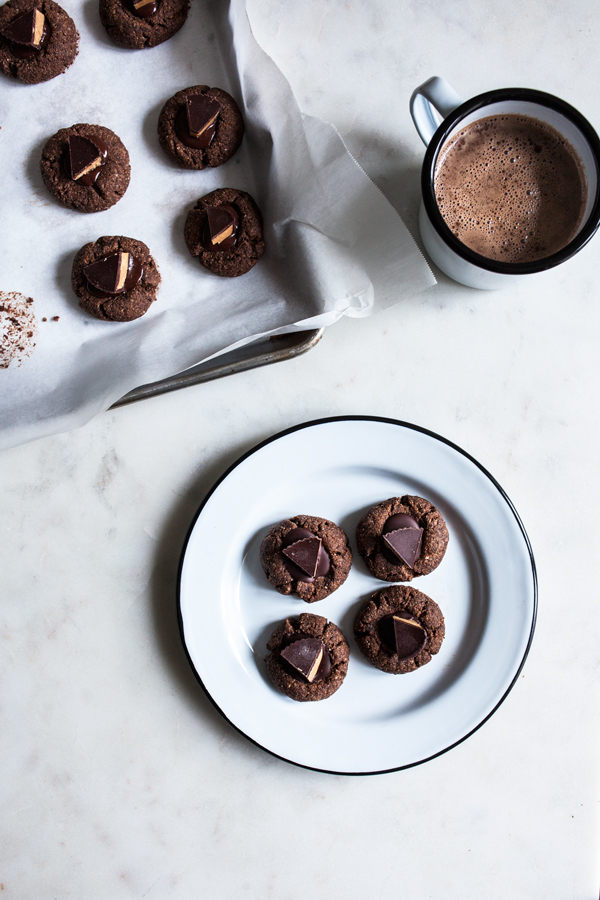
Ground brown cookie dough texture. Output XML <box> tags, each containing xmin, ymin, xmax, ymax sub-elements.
<box><xmin>71</xmin><ymin>235</ymin><xmax>160</xmax><ymax>322</ymax></box>
<box><xmin>40</xmin><ymin>124</ymin><xmax>130</xmax><ymax>213</ymax></box>
<box><xmin>260</xmin><ymin>514</ymin><xmax>352</xmax><ymax>603</ymax></box>
<box><xmin>0</xmin><ymin>0</ymin><xmax>79</xmax><ymax>83</ymax></box>
<box><xmin>158</xmin><ymin>85</ymin><xmax>244</xmax><ymax>169</ymax></box>
<box><xmin>356</xmin><ymin>495</ymin><xmax>449</xmax><ymax>582</ymax></box>
<box><xmin>99</xmin><ymin>0</ymin><xmax>189</xmax><ymax>49</ymax></box>
<box><xmin>265</xmin><ymin>613</ymin><xmax>350</xmax><ymax>702</ymax></box>
<box><xmin>184</xmin><ymin>188</ymin><xmax>265</xmax><ymax>278</ymax></box>
<box><xmin>354</xmin><ymin>585</ymin><xmax>445</xmax><ymax>674</ymax></box>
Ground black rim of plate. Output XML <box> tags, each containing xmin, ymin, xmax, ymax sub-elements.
<box><xmin>422</xmin><ymin>87</ymin><xmax>600</xmax><ymax>274</ymax></box>
<box><xmin>176</xmin><ymin>415</ymin><xmax>538</xmax><ymax>776</ymax></box>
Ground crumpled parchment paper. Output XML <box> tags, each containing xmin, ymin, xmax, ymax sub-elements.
<box><xmin>0</xmin><ymin>0</ymin><xmax>434</xmax><ymax>450</ymax></box>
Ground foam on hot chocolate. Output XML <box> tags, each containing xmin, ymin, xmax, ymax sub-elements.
<box><xmin>434</xmin><ymin>114</ymin><xmax>586</xmax><ymax>263</ymax></box>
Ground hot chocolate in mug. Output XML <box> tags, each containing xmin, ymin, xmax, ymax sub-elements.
<box><xmin>410</xmin><ymin>77</ymin><xmax>600</xmax><ymax>289</ymax></box>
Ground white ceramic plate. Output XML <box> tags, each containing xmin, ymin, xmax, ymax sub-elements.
<box><xmin>178</xmin><ymin>417</ymin><xmax>537</xmax><ymax>774</ymax></box>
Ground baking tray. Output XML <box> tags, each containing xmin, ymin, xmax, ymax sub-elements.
<box><xmin>112</xmin><ymin>328</ymin><xmax>323</xmax><ymax>408</ymax></box>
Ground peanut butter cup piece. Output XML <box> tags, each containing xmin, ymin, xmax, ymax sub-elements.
<box><xmin>280</xmin><ymin>637</ymin><xmax>329</xmax><ymax>683</ymax></box>
<box><xmin>83</xmin><ymin>250</ymin><xmax>142</xmax><ymax>295</ymax></box>
<box><xmin>185</xmin><ymin>94</ymin><xmax>221</xmax><ymax>144</ymax></box>
<box><xmin>356</xmin><ymin>495</ymin><xmax>449</xmax><ymax>582</ymax></box>
<box><xmin>354</xmin><ymin>585</ymin><xmax>445</xmax><ymax>674</ymax></box>
<box><xmin>259</xmin><ymin>514</ymin><xmax>351</xmax><ymax>603</ymax></box>
<box><xmin>0</xmin><ymin>0</ymin><xmax>79</xmax><ymax>84</ymax></box>
<box><xmin>202</xmin><ymin>205</ymin><xmax>239</xmax><ymax>250</ymax></box>
<box><xmin>131</xmin><ymin>0</ymin><xmax>156</xmax><ymax>17</ymax></box>
<box><xmin>1</xmin><ymin>7</ymin><xmax>45</xmax><ymax>47</ymax></box>
<box><xmin>265</xmin><ymin>614</ymin><xmax>349</xmax><ymax>702</ymax></box>
<box><xmin>378</xmin><ymin>612</ymin><xmax>427</xmax><ymax>660</ymax></box>
<box><xmin>382</xmin><ymin>516</ymin><xmax>423</xmax><ymax>569</ymax></box>
<box><xmin>282</xmin><ymin>536</ymin><xmax>324</xmax><ymax>580</ymax></box>
<box><xmin>67</xmin><ymin>135</ymin><xmax>105</xmax><ymax>183</ymax></box>
<box><xmin>71</xmin><ymin>235</ymin><xmax>160</xmax><ymax>322</ymax></box>
<box><xmin>99</xmin><ymin>0</ymin><xmax>189</xmax><ymax>48</ymax></box>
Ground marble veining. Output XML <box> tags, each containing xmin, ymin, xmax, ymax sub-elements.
<box><xmin>1</xmin><ymin>0</ymin><xmax>599</xmax><ymax>898</ymax></box>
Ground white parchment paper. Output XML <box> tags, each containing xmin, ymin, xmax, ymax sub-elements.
<box><xmin>0</xmin><ymin>0</ymin><xmax>434</xmax><ymax>450</ymax></box>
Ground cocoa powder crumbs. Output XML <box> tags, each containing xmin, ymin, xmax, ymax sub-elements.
<box><xmin>0</xmin><ymin>292</ymin><xmax>38</xmax><ymax>369</ymax></box>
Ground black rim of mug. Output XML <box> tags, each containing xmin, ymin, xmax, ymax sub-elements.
<box><xmin>422</xmin><ymin>87</ymin><xmax>600</xmax><ymax>275</ymax></box>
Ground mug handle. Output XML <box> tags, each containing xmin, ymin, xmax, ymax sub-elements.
<box><xmin>410</xmin><ymin>77</ymin><xmax>464</xmax><ymax>146</ymax></box>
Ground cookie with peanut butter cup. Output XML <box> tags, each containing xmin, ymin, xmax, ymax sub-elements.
<box><xmin>0</xmin><ymin>0</ymin><xmax>79</xmax><ymax>83</ymax></box>
<box><xmin>71</xmin><ymin>235</ymin><xmax>160</xmax><ymax>322</ymax></box>
<box><xmin>356</xmin><ymin>494</ymin><xmax>449</xmax><ymax>582</ymax></box>
<box><xmin>184</xmin><ymin>187</ymin><xmax>265</xmax><ymax>277</ymax></box>
<box><xmin>158</xmin><ymin>85</ymin><xmax>244</xmax><ymax>169</ymax></box>
<box><xmin>354</xmin><ymin>585</ymin><xmax>445</xmax><ymax>675</ymax></box>
<box><xmin>259</xmin><ymin>514</ymin><xmax>352</xmax><ymax>603</ymax></box>
<box><xmin>99</xmin><ymin>0</ymin><xmax>189</xmax><ymax>49</ymax></box>
<box><xmin>40</xmin><ymin>124</ymin><xmax>130</xmax><ymax>213</ymax></box>
<box><xmin>265</xmin><ymin>613</ymin><xmax>350</xmax><ymax>702</ymax></box>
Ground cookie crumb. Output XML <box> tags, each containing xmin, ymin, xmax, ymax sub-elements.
<box><xmin>0</xmin><ymin>292</ymin><xmax>37</xmax><ymax>368</ymax></box>
<box><xmin>52</xmin><ymin>316</ymin><xmax>60</xmax><ymax>321</ymax></box>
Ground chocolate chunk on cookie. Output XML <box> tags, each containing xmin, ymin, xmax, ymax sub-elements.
<box><xmin>356</xmin><ymin>495</ymin><xmax>449</xmax><ymax>582</ymax></box>
<box><xmin>260</xmin><ymin>514</ymin><xmax>352</xmax><ymax>603</ymax></box>
<box><xmin>71</xmin><ymin>235</ymin><xmax>160</xmax><ymax>322</ymax></box>
<box><xmin>184</xmin><ymin>188</ymin><xmax>265</xmax><ymax>277</ymax></box>
<box><xmin>0</xmin><ymin>0</ymin><xmax>79</xmax><ymax>83</ymax></box>
<box><xmin>99</xmin><ymin>0</ymin><xmax>189</xmax><ymax>49</ymax></box>
<box><xmin>40</xmin><ymin>124</ymin><xmax>130</xmax><ymax>213</ymax></box>
<box><xmin>265</xmin><ymin>613</ymin><xmax>350</xmax><ymax>701</ymax></box>
<box><xmin>158</xmin><ymin>85</ymin><xmax>244</xmax><ymax>169</ymax></box>
<box><xmin>354</xmin><ymin>585</ymin><xmax>445</xmax><ymax>674</ymax></box>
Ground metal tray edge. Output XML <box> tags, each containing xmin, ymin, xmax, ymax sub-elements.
<box><xmin>111</xmin><ymin>328</ymin><xmax>324</xmax><ymax>408</ymax></box>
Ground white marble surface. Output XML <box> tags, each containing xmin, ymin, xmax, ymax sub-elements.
<box><xmin>1</xmin><ymin>0</ymin><xmax>599</xmax><ymax>897</ymax></box>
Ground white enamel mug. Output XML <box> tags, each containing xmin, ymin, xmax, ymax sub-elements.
<box><xmin>410</xmin><ymin>77</ymin><xmax>600</xmax><ymax>289</ymax></box>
